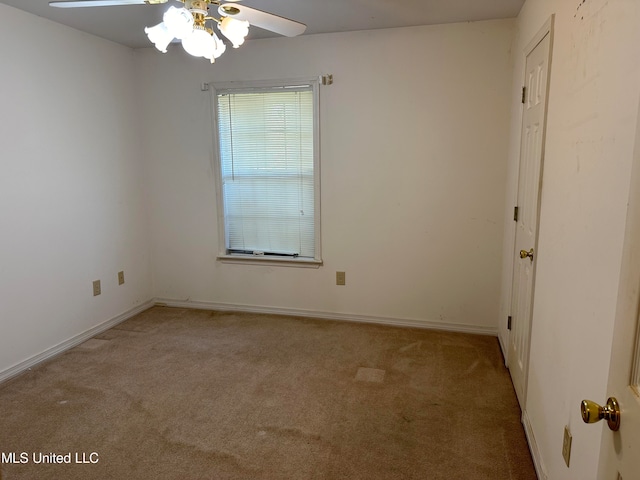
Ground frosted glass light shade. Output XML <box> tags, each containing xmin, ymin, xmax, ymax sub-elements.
<box><xmin>182</xmin><ymin>28</ymin><xmax>227</xmax><ymax>63</ymax></box>
<box><xmin>218</xmin><ymin>17</ymin><xmax>249</xmax><ymax>48</ymax></box>
<box><xmin>163</xmin><ymin>5</ymin><xmax>194</xmax><ymax>40</ymax></box>
<box><xmin>144</xmin><ymin>22</ymin><xmax>173</xmax><ymax>53</ymax></box>
<box><xmin>181</xmin><ymin>27</ymin><xmax>214</xmax><ymax>58</ymax></box>
<box><xmin>210</xmin><ymin>33</ymin><xmax>227</xmax><ymax>60</ymax></box>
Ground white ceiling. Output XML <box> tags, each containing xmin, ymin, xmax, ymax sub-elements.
<box><xmin>0</xmin><ymin>0</ymin><xmax>524</xmax><ymax>49</ymax></box>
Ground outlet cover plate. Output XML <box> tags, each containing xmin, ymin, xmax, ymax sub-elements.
<box><xmin>92</xmin><ymin>280</ymin><xmax>101</xmax><ymax>296</ymax></box>
<box><xmin>336</xmin><ymin>271</ymin><xmax>346</xmax><ymax>286</ymax></box>
<box><xmin>118</xmin><ymin>271</ymin><xmax>125</xmax><ymax>285</ymax></box>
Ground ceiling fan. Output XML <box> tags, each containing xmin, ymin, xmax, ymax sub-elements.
<box><xmin>49</xmin><ymin>0</ymin><xmax>306</xmax><ymax>63</ymax></box>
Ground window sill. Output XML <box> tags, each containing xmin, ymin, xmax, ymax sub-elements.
<box><xmin>217</xmin><ymin>254</ymin><xmax>323</xmax><ymax>269</ymax></box>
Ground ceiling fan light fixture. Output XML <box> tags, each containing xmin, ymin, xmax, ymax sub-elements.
<box><xmin>139</xmin><ymin>1</ymin><xmax>304</xmax><ymax>63</ymax></box>
<box><xmin>144</xmin><ymin>22</ymin><xmax>173</xmax><ymax>53</ymax></box>
<box><xmin>218</xmin><ymin>16</ymin><xmax>249</xmax><ymax>48</ymax></box>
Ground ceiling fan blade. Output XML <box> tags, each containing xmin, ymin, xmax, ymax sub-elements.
<box><xmin>218</xmin><ymin>4</ymin><xmax>306</xmax><ymax>37</ymax></box>
<box><xmin>50</xmin><ymin>0</ymin><xmax>166</xmax><ymax>8</ymax></box>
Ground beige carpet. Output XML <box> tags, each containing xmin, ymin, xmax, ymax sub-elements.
<box><xmin>0</xmin><ymin>307</ymin><xmax>536</xmax><ymax>479</ymax></box>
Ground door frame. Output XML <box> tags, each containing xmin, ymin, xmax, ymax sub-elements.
<box><xmin>507</xmin><ymin>17</ymin><xmax>555</xmax><ymax>480</ymax></box>
<box><xmin>507</xmin><ymin>14</ymin><xmax>555</xmax><ymax>408</ymax></box>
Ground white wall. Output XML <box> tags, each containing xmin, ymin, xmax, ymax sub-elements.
<box><xmin>137</xmin><ymin>19</ymin><xmax>515</xmax><ymax>333</ymax></box>
<box><xmin>0</xmin><ymin>5</ymin><xmax>152</xmax><ymax>376</ymax></box>
<box><xmin>498</xmin><ymin>0</ymin><xmax>640</xmax><ymax>478</ymax></box>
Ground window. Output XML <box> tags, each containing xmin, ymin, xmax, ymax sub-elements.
<box><xmin>211</xmin><ymin>79</ymin><xmax>321</xmax><ymax>266</ymax></box>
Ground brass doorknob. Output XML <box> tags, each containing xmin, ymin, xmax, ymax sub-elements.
<box><xmin>519</xmin><ymin>248</ymin><xmax>534</xmax><ymax>261</ymax></box>
<box><xmin>581</xmin><ymin>397</ymin><xmax>620</xmax><ymax>431</ymax></box>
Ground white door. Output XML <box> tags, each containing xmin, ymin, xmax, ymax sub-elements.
<box><xmin>592</xmin><ymin>98</ymin><xmax>640</xmax><ymax>480</ymax></box>
<box><xmin>508</xmin><ymin>24</ymin><xmax>553</xmax><ymax>409</ymax></box>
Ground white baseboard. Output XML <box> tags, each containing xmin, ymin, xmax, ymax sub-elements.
<box><xmin>0</xmin><ymin>300</ymin><xmax>155</xmax><ymax>385</ymax></box>
<box><xmin>154</xmin><ymin>298</ymin><xmax>498</xmax><ymax>336</ymax></box>
<box><xmin>522</xmin><ymin>409</ymin><xmax>547</xmax><ymax>480</ymax></box>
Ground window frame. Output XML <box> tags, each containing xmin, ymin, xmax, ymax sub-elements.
<box><xmin>210</xmin><ymin>78</ymin><xmax>322</xmax><ymax>268</ymax></box>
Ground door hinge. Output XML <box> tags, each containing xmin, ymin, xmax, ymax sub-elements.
<box><xmin>521</xmin><ymin>86</ymin><xmax>526</xmax><ymax>104</ymax></box>
<box><xmin>507</xmin><ymin>316</ymin><xmax>512</xmax><ymax>330</ymax></box>
<box><xmin>513</xmin><ymin>206</ymin><xmax>519</xmax><ymax>222</ymax></box>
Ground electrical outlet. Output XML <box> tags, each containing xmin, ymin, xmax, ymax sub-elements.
<box><xmin>92</xmin><ymin>280</ymin><xmax>101</xmax><ymax>296</ymax></box>
<box><xmin>562</xmin><ymin>425</ymin><xmax>572</xmax><ymax>467</ymax></box>
<box><xmin>336</xmin><ymin>271</ymin><xmax>346</xmax><ymax>286</ymax></box>
<box><xmin>118</xmin><ymin>271</ymin><xmax>125</xmax><ymax>285</ymax></box>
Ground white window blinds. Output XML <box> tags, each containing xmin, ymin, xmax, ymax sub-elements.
<box><xmin>216</xmin><ymin>85</ymin><xmax>316</xmax><ymax>258</ymax></box>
